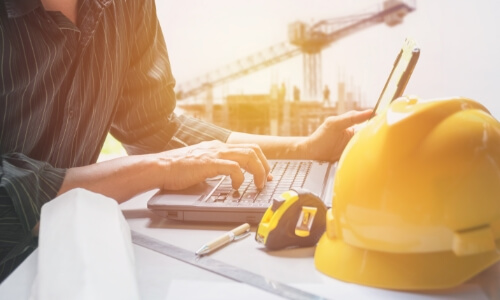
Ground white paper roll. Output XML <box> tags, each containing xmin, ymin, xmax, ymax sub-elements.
<box><xmin>31</xmin><ymin>188</ymin><xmax>140</xmax><ymax>300</ymax></box>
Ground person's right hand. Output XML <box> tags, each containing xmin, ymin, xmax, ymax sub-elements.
<box><xmin>158</xmin><ymin>140</ymin><xmax>271</xmax><ymax>191</ymax></box>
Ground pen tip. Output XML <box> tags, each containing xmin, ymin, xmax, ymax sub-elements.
<box><xmin>195</xmin><ymin>245</ymin><xmax>209</xmax><ymax>256</ymax></box>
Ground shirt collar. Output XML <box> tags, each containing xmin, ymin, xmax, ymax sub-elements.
<box><xmin>3</xmin><ymin>0</ymin><xmax>42</xmax><ymax>18</ymax></box>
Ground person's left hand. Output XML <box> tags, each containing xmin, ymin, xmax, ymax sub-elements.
<box><xmin>297</xmin><ymin>109</ymin><xmax>372</xmax><ymax>162</ymax></box>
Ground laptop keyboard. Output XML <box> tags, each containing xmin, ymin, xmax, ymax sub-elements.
<box><xmin>200</xmin><ymin>161</ymin><xmax>312</xmax><ymax>207</ymax></box>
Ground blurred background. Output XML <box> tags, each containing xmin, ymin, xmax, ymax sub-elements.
<box><xmin>100</xmin><ymin>0</ymin><xmax>500</xmax><ymax>157</ymax></box>
<box><xmin>158</xmin><ymin>0</ymin><xmax>499</xmax><ymax>110</ymax></box>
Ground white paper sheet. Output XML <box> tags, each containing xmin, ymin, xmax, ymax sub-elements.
<box><xmin>31</xmin><ymin>188</ymin><xmax>140</xmax><ymax>300</ymax></box>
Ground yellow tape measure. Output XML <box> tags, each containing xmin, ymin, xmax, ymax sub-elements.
<box><xmin>255</xmin><ymin>188</ymin><xmax>327</xmax><ymax>250</ymax></box>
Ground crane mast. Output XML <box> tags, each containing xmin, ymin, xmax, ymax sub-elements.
<box><xmin>176</xmin><ymin>0</ymin><xmax>416</xmax><ymax>101</ymax></box>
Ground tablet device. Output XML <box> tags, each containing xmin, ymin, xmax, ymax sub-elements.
<box><xmin>371</xmin><ymin>37</ymin><xmax>420</xmax><ymax>118</ymax></box>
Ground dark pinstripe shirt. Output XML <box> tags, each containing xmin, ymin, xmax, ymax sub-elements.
<box><xmin>0</xmin><ymin>0</ymin><xmax>230</xmax><ymax>281</ymax></box>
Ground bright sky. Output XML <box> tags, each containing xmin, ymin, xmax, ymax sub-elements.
<box><xmin>155</xmin><ymin>0</ymin><xmax>500</xmax><ymax>119</ymax></box>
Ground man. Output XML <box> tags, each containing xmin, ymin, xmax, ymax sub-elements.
<box><xmin>0</xmin><ymin>0</ymin><xmax>371</xmax><ymax>281</ymax></box>
<box><xmin>323</xmin><ymin>85</ymin><xmax>331</xmax><ymax>105</ymax></box>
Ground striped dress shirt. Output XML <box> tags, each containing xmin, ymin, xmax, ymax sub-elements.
<box><xmin>0</xmin><ymin>0</ymin><xmax>230</xmax><ymax>281</ymax></box>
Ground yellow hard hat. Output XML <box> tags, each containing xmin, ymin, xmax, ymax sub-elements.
<box><xmin>314</xmin><ymin>96</ymin><xmax>500</xmax><ymax>290</ymax></box>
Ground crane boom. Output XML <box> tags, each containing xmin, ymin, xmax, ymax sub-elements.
<box><xmin>176</xmin><ymin>0</ymin><xmax>415</xmax><ymax>100</ymax></box>
<box><xmin>176</xmin><ymin>42</ymin><xmax>300</xmax><ymax>100</ymax></box>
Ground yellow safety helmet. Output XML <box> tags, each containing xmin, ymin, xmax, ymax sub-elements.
<box><xmin>315</xmin><ymin>96</ymin><xmax>500</xmax><ymax>290</ymax></box>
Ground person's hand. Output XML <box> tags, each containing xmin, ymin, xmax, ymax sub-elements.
<box><xmin>159</xmin><ymin>140</ymin><xmax>271</xmax><ymax>191</ymax></box>
<box><xmin>298</xmin><ymin>110</ymin><xmax>372</xmax><ymax>162</ymax></box>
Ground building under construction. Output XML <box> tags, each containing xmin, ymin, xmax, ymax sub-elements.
<box><xmin>175</xmin><ymin>0</ymin><xmax>415</xmax><ymax>136</ymax></box>
<box><xmin>178</xmin><ymin>80</ymin><xmax>362</xmax><ymax>136</ymax></box>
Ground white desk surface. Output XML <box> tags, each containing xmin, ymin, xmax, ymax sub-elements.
<box><xmin>0</xmin><ymin>190</ymin><xmax>499</xmax><ymax>299</ymax></box>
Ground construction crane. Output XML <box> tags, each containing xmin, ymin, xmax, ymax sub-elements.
<box><xmin>176</xmin><ymin>0</ymin><xmax>416</xmax><ymax>101</ymax></box>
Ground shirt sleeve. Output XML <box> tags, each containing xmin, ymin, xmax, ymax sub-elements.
<box><xmin>0</xmin><ymin>153</ymin><xmax>66</xmax><ymax>233</ymax></box>
<box><xmin>0</xmin><ymin>153</ymin><xmax>65</xmax><ymax>280</ymax></box>
<box><xmin>164</xmin><ymin>114</ymin><xmax>231</xmax><ymax>150</ymax></box>
<box><xmin>109</xmin><ymin>0</ymin><xmax>231</xmax><ymax>155</ymax></box>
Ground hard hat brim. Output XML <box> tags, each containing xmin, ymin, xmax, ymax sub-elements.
<box><xmin>314</xmin><ymin>233</ymin><xmax>500</xmax><ymax>290</ymax></box>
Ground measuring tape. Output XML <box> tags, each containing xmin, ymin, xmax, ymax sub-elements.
<box><xmin>131</xmin><ymin>230</ymin><xmax>326</xmax><ymax>300</ymax></box>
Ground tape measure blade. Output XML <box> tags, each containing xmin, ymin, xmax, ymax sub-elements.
<box><xmin>131</xmin><ymin>230</ymin><xmax>326</xmax><ymax>300</ymax></box>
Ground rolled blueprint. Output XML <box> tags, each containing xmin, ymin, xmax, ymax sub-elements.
<box><xmin>31</xmin><ymin>188</ymin><xmax>140</xmax><ymax>300</ymax></box>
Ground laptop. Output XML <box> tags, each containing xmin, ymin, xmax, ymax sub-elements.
<box><xmin>148</xmin><ymin>38</ymin><xmax>420</xmax><ymax>224</ymax></box>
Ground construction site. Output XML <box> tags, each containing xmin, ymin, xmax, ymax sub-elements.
<box><xmin>174</xmin><ymin>0</ymin><xmax>416</xmax><ymax>136</ymax></box>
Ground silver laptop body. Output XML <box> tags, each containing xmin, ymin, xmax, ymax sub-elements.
<box><xmin>147</xmin><ymin>160</ymin><xmax>336</xmax><ymax>224</ymax></box>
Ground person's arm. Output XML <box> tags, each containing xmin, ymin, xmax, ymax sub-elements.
<box><xmin>227</xmin><ymin>110</ymin><xmax>372</xmax><ymax>162</ymax></box>
<box><xmin>57</xmin><ymin>140</ymin><xmax>270</xmax><ymax>201</ymax></box>
<box><xmin>110</xmin><ymin>1</ymin><xmax>234</xmax><ymax>155</ymax></box>
<box><xmin>58</xmin><ymin>154</ymin><xmax>163</xmax><ymax>203</ymax></box>
<box><xmin>58</xmin><ymin>109</ymin><xmax>372</xmax><ymax>203</ymax></box>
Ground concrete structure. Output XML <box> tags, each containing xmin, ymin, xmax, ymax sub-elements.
<box><xmin>177</xmin><ymin>92</ymin><xmax>364</xmax><ymax>136</ymax></box>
